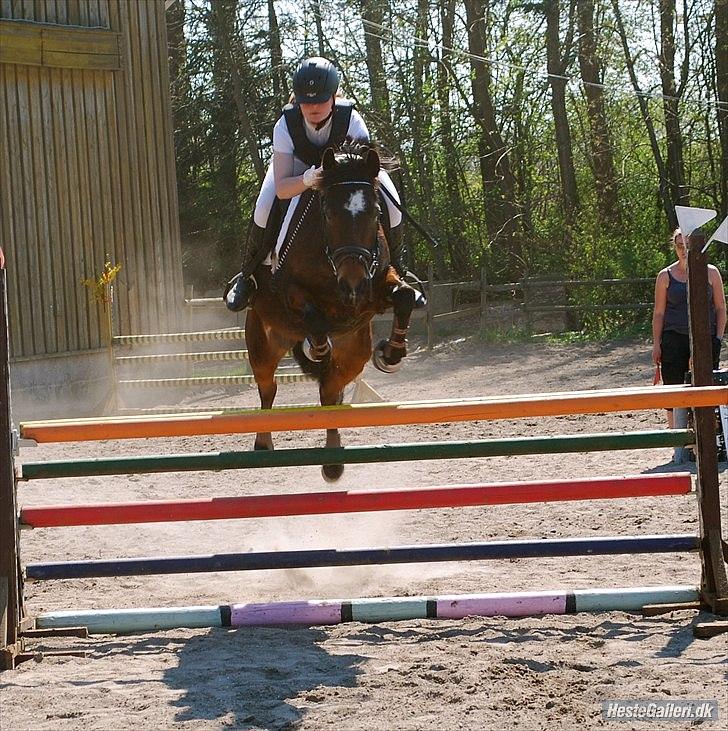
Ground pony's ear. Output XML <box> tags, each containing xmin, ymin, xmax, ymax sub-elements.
<box><xmin>322</xmin><ymin>147</ymin><xmax>336</xmax><ymax>170</ymax></box>
<box><xmin>365</xmin><ymin>148</ymin><xmax>380</xmax><ymax>179</ymax></box>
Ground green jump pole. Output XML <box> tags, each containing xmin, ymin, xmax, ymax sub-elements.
<box><xmin>20</xmin><ymin>430</ymin><xmax>693</xmax><ymax>480</ymax></box>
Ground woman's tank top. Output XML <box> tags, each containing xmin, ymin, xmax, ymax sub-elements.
<box><xmin>663</xmin><ymin>268</ymin><xmax>716</xmax><ymax>336</ymax></box>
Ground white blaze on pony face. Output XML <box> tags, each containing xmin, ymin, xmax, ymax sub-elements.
<box><xmin>344</xmin><ymin>189</ymin><xmax>367</xmax><ymax>217</ymax></box>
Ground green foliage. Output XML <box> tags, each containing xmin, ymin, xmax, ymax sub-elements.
<box><xmin>478</xmin><ymin>325</ymin><xmax>534</xmax><ymax>344</ymax></box>
<box><xmin>167</xmin><ymin>0</ymin><xmax>726</xmax><ymax>296</ymax></box>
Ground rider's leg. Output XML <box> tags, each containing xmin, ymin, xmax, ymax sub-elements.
<box><xmin>224</xmin><ymin>222</ymin><xmax>267</xmax><ymax>312</ymax></box>
<box><xmin>378</xmin><ymin>171</ymin><xmax>427</xmax><ymax>309</ymax></box>
<box><xmin>224</xmin><ymin>166</ymin><xmax>276</xmax><ymax>312</ymax></box>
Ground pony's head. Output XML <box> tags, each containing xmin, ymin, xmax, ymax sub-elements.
<box><xmin>320</xmin><ymin>143</ymin><xmax>382</xmax><ymax>306</ymax></box>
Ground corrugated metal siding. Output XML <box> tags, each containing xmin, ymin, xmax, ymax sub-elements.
<box><xmin>0</xmin><ymin>0</ymin><xmax>183</xmax><ymax>359</ymax></box>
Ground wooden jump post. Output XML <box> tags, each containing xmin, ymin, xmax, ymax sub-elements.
<box><xmin>687</xmin><ymin>235</ymin><xmax>728</xmax><ymax>622</ymax></box>
<box><xmin>0</xmin><ymin>265</ymin><xmax>27</xmax><ymax>669</ymax></box>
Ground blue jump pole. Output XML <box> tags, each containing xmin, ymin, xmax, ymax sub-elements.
<box><xmin>25</xmin><ymin>534</ymin><xmax>700</xmax><ymax>580</ymax></box>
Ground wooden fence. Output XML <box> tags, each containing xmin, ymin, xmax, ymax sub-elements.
<box><xmin>180</xmin><ymin>271</ymin><xmax>660</xmax><ymax>353</ymax></box>
<box><xmin>421</xmin><ymin>267</ymin><xmax>660</xmax><ymax>347</ymax></box>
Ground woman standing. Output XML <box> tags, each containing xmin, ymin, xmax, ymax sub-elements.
<box><xmin>652</xmin><ymin>228</ymin><xmax>726</xmax><ymax>426</ymax></box>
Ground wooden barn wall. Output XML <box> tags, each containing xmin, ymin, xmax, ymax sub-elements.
<box><xmin>0</xmin><ymin>0</ymin><xmax>183</xmax><ymax>360</ymax></box>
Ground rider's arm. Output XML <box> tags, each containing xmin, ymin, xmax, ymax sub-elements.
<box><xmin>273</xmin><ymin>152</ymin><xmax>320</xmax><ymax>199</ymax></box>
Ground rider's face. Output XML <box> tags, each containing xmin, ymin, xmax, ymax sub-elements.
<box><xmin>299</xmin><ymin>98</ymin><xmax>334</xmax><ymax>125</ymax></box>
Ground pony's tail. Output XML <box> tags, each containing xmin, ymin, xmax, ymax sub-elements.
<box><xmin>292</xmin><ymin>341</ymin><xmax>329</xmax><ymax>381</ymax></box>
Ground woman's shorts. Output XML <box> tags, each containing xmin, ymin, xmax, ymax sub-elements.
<box><xmin>660</xmin><ymin>329</ymin><xmax>721</xmax><ymax>385</ymax></box>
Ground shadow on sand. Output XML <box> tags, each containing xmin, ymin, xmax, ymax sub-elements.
<box><xmin>89</xmin><ymin>626</ymin><xmax>361</xmax><ymax>729</ymax></box>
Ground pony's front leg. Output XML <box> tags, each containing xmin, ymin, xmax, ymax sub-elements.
<box><xmin>246</xmin><ymin>308</ymin><xmax>287</xmax><ymax>451</ymax></box>
<box><xmin>319</xmin><ymin>328</ymin><xmax>371</xmax><ymax>482</ymax></box>
<box><xmin>373</xmin><ymin>272</ymin><xmax>415</xmax><ymax>373</ymax></box>
<box><xmin>319</xmin><ymin>384</ymin><xmax>345</xmax><ymax>483</ymax></box>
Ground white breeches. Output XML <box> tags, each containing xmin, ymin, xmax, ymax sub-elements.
<box><xmin>253</xmin><ymin>162</ymin><xmax>402</xmax><ymax>253</ymax></box>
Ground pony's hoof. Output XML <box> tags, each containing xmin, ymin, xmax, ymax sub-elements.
<box><xmin>322</xmin><ymin>463</ymin><xmax>344</xmax><ymax>482</ymax></box>
<box><xmin>372</xmin><ymin>338</ymin><xmax>403</xmax><ymax>373</ymax></box>
<box><xmin>302</xmin><ymin>336</ymin><xmax>332</xmax><ymax>363</ymax></box>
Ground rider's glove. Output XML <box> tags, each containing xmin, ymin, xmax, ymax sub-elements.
<box><xmin>302</xmin><ymin>165</ymin><xmax>321</xmax><ymax>188</ymax></box>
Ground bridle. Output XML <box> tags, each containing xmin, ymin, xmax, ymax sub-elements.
<box><xmin>322</xmin><ymin>180</ymin><xmax>381</xmax><ymax>280</ymax></box>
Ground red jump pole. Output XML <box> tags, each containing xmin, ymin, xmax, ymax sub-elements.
<box><xmin>20</xmin><ymin>473</ymin><xmax>692</xmax><ymax>528</ymax></box>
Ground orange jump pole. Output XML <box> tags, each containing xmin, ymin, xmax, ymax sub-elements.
<box><xmin>20</xmin><ymin>384</ymin><xmax>728</xmax><ymax>443</ymax></box>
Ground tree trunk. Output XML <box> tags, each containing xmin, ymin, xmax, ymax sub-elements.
<box><xmin>311</xmin><ymin>0</ymin><xmax>326</xmax><ymax>56</ymax></box>
<box><xmin>411</xmin><ymin>0</ymin><xmax>435</xmax><ymax>230</ymax></box>
<box><xmin>716</xmin><ymin>0</ymin><xmax>728</xmax><ymax>216</ymax></box>
<box><xmin>213</xmin><ymin>1</ymin><xmax>266</xmax><ymax>182</ymax></box>
<box><xmin>267</xmin><ymin>0</ymin><xmax>287</xmax><ymax>106</ymax></box>
<box><xmin>463</xmin><ymin>0</ymin><xmax>522</xmax><ymax>278</ymax></box>
<box><xmin>545</xmin><ymin>0</ymin><xmax>579</xmax><ymax>229</ymax></box>
<box><xmin>205</xmin><ymin>0</ymin><xmax>244</xmax><ymax>267</ymax></box>
<box><xmin>437</xmin><ymin>0</ymin><xmax>469</xmax><ymax>274</ymax></box>
<box><xmin>360</xmin><ymin>0</ymin><xmax>393</xmax><ymax>139</ymax></box>
<box><xmin>659</xmin><ymin>0</ymin><xmax>689</xmax><ymax>208</ymax></box>
<box><xmin>576</xmin><ymin>0</ymin><xmax>619</xmax><ymax>228</ymax></box>
<box><xmin>610</xmin><ymin>0</ymin><xmax>675</xmax><ymax>229</ymax></box>
<box><xmin>511</xmin><ymin>69</ymin><xmax>535</xmax><ymax>239</ymax></box>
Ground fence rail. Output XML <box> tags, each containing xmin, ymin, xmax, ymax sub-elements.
<box><xmin>182</xmin><ymin>272</ymin><xmax>659</xmax><ymax>353</ymax></box>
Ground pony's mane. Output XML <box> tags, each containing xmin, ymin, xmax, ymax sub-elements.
<box><xmin>320</xmin><ymin>140</ymin><xmax>399</xmax><ymax>188</ymax></box>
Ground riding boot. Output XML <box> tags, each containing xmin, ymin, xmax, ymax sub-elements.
<box><xmin>223</xmin><ymin>223</ymin><xmax>267</xmax><ymax>312</ymax></box>
<box><xmin>387</xmin><ymin>224</ymin><xmax>427</xmax><ymax>309</ymax></box>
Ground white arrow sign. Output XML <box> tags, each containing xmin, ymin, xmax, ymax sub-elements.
<box><xmin>701</xmin><ymin>215</ymin><xmax>728</xmax><ymax>253</ymax></box>
<box><xmin>675</xmin><ymin>205</ymin><xmax>717</xmax><ymax>238</ymax></box>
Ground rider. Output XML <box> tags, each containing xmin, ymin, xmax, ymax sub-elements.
<box><xmin>224</xmin><ymin>56</ymin><xmax>426</xmax><ymax>311</ymax></box>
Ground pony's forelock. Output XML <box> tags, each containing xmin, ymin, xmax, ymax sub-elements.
<box><xmin>320</xmin><ymin>140</ymin><xmax>398</xmax><ymax>188</ymax></box>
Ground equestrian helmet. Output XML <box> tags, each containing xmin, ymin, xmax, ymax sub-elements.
<box><xmin>292</xmin><ymin>57</ymin><xmax>340</xmax><ymax>104</ymax></box>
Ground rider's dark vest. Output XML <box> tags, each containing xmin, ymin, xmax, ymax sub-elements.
<box><xmin>282</xmin><ymin>99</ymin><xmax>354</xmax><ymax>166</ymax></box>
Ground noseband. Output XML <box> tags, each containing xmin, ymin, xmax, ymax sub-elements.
<box><xmin>323</xmin><ymin>180</ymin><xmax>381</xmax><ymax>279</ymax></box>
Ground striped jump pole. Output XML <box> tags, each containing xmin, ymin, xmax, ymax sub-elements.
<box><xmin>19</xmin><ymin>384</ymin><xmax>728</xmax><ymax>442</ymax></box>
<box><xmin>19</xmin><ymin>473</ymin><xmax>693</xmax><ymax>528</ymax></box>
<box><xmin>34</xmin><ymin>585</ymin><xmax>701</xmax><ymax>633</ymax></box>
<box><xmin>24</xmin><ymin>534</ymin><xmax>700</xmax><ymax>580</ymax></box>
<box><xmin>17</xmin><ymin>431</ymin><xmax>694</xmax><ymax>480</ymax></box>
<box><xmin>115</xmin><ymin>350</ymin><xmax>250</xmax><ymax>364</ymax></box>
<box><xmin>113</xmin><ymin>328</ymin><xmax>245</xmax><ymax>345</ymax></box>
<box><xmin>118</xmin><ymin>373</ymin><xmax>314</xmax><ymax>388</ymax></box>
